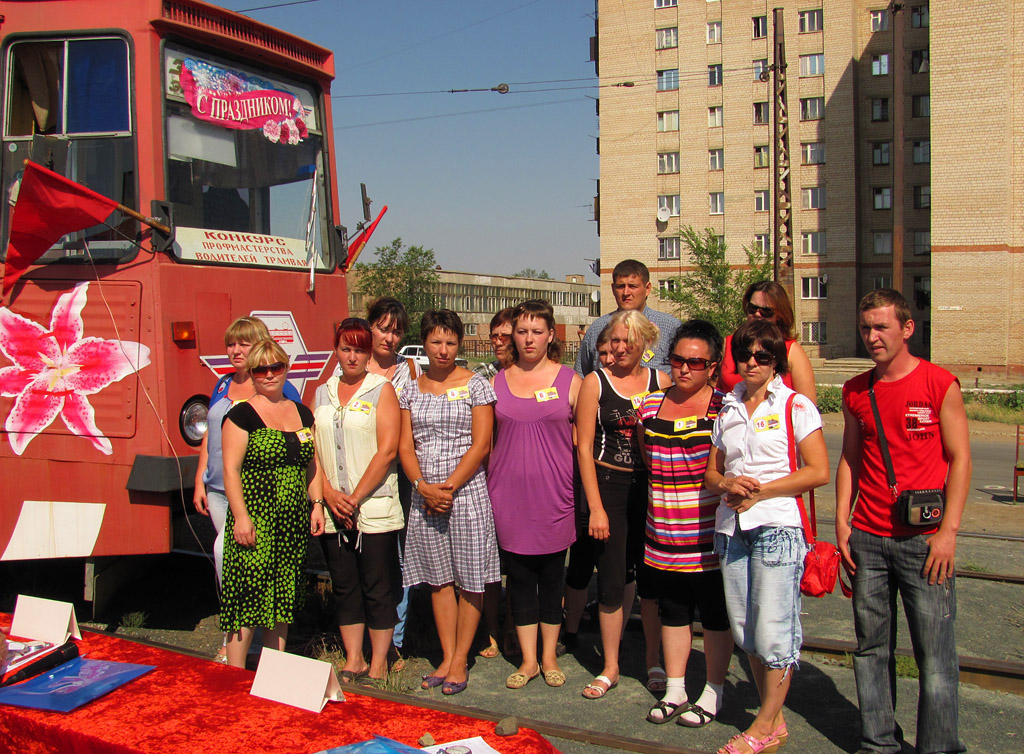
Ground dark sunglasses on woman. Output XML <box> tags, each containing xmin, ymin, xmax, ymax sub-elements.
<box><xmin>668</xmin><ymin>354</ymin><xmax>714</xmax><ymax>371</ymax></box>
<box><xmin>252</xmin><ymin>361</ymin><xmax>288</xmax><ymax>377</ymax></box>
<box><xmin>735</xmin><ymin>350</ymin><xmax>775</xmax><ymax>366</ymax></box>
<box><xmin>746</xmin><ymin>304</ymin><xmax>775</xmax><ymax>319</ymax></box>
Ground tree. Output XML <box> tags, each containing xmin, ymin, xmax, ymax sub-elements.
<box><xmin>660</xmin><ymin>226</ymin><xmax>773</xmax><ymax>337</ymax></box>
<box><xmin>512</xmin><ymin>268</ymin><xmax>552</xmax><ymax>280</ymax></box>
<box><xmin>353</xmin><ymin>237</ymin><xmax>439</xmax><ymax>341</ymax></box>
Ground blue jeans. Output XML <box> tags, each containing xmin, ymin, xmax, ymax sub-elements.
<box><xmin>850</xmin><ymin>528</ymin><xmax>964</xmax><ymax>754</ymax></box>
<box><xmin>716</xmin><ymin>526</ymin><xmax>806</xmax><ymax>669</ymax></box>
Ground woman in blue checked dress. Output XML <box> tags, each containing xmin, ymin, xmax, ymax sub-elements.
<box><xmin>398</xmin><ymin>310</ymin><xmax>499</xmax><ymax>696</ymax></box>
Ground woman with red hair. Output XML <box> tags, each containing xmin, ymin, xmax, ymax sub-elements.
<box><xmin>311</xmin><ymin>318</ymin><xmax>403</xmax><ymax>684</ymax></box>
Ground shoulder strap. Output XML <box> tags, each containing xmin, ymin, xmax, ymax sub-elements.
<box><xmin>868</xmin><ymin>371</ymin><xmax>900</xmax><ymax>501</ymax></box>
<box><xmin>786</xmin><ymin>393</ymin><xmax>817</xmax><ymax>543</ymax></box>
<box><xmin>407</xmin><ymin>357</ymin><xmax>417</xmax><ymax>383</ymax></box>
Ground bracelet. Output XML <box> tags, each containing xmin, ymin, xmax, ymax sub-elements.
<box><xmin>311</xmin><ymin>498</ymin><xmax>324</xmax><ymax>506</ymax></box>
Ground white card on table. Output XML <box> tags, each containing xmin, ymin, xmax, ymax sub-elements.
<box><xmin>250</xmin><ymin>647</ymin><xmax>343</xmax><ymax>713</ymax></box>
<box><xmin>9</xmin><ymin>594</ymin><xmax>81</xmax><ymax>645</ymax></box>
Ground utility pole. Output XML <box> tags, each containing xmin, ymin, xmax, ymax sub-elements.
<box><xmin>770</xmin><ymin>8</ymin><xmax>794</xmax><ymax>303</ymax></box>
<box><xmin>890</xmin><ymin>1</ymin><xmax>905</xmax><ymax>293</ymax></box>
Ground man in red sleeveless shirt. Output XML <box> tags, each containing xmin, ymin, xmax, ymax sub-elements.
<box><xmin>836</xmin><ymin>289</ymin><xmax>971</xmax><ymax>754</ymax></box>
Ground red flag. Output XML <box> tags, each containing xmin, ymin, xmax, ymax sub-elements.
<box><xmin>343</xmin><ymin>205</ymin><xmax>388</xmax><ymax>269</ymax></box>
<box><xmin>3</xmin><ymin>161</ymin><xmax>120</xmax><ymax>301</ymax></box>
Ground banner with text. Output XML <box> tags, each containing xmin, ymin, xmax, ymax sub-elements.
<box><xmin>173</xmin><ymin>227</ymin><xmax>329</xmax><ymax>271</ymax></box>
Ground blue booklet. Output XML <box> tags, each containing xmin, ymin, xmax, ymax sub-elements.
<box><xmin>0</xmin><ymin>657</ymin><xmax>154</xmax><ymax>713</ymax></box>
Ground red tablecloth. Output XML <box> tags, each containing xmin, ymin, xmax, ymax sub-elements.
<box><xmin>0</xmin><ymin>623</ymin><xmax>555</xmax><ymax>754</ymax></box>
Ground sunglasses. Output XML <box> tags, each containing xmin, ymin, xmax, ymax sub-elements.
<box><xmin>668</xmin><ymin>354</ymin><xmax>714</xmax><ymax>371</ymax></box>
<box><xmin>490</xmin><ymin>333</ymin><xmax>511</xmax><ymax>343</ymax></box>
<box><xmin>735</xmin><ymin>350</ymin><xmax>775</xmax><ymax>366</ymax></box>
<box><xmin>252</xmin><ymin>361</ymin><xmax>287</xmax><ymax>377</ymax></box>
<box><xmin>746</xmin><ymin>304</ymin><xmax>776</xmax><ymax>318</ymax></box>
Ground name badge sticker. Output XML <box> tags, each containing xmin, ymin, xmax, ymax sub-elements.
<box><xmin>447</xmin><ymin>385</ymin><xmax>470</xmax><ymax>401</ymax></box>
<box><xmin>296</xmin><ymin>428</ymin><xmax>313</xmax><ymax>443</ymax></box>
<box><xmin>347</xmin><ymin>399</ymin><xmax>372</xmax><ymax>415</ymax></box>
<box><xmin>535</xmin><ymin>387</ymin><xmax>559</xmax><ymax>402</ymax></box>
<box><xmin>642</xmin><ymin>349</ymin><xmax>655</xmax><ymax>363</ymax></box>
<box><xmin>630</xmin><ymin>392</ymin><xmax>649</xmax><ymax>410</ymax></box>
<box><xmin>674</xmin><ymin>416</ymin><xmax>699</xmax><ymax>432</ymax></box>
<box><xmin>753</xmin><ymin>414</ymin><xmax>781</xmax><ymax>432</ymax></box>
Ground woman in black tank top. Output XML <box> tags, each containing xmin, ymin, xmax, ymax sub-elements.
<box><xmin>574</xmin><ymin>310</ymin><xmax>671</xmax><ymax>699</ymax></box>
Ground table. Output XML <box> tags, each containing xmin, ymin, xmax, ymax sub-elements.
<box><xmin>0</xmin><ymin>621</ymin><xmax>556</xmax><ymax>754</ymax></box>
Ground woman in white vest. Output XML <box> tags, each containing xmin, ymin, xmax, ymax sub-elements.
<box><xmin>312</xmin><ymin>317</ymin><xmax>403</xmax><ymax>684</ymax></box>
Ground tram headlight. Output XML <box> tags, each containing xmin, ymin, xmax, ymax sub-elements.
<box><xmin>179</xmin><ymin>395</ymin><xmax>209</xmax><ymax>447</ymax></box>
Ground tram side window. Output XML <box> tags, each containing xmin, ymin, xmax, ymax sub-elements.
<box><xmin>3</xmin><ymin>38</ymin><xmax>136</xmax><ymax>262</ymax></box>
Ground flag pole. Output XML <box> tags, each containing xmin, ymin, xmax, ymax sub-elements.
<box><xmin>20</xmin><ymin>159</ymin><xmax>170</xmax><ymax>236</ymax></box>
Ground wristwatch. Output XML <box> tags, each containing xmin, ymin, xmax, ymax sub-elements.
<box><xmin>413</xmin><ymin>477</ymin><xmax>424</xmax><ymax>491</ymax></box>
<box><xmin>311</xmin><ymin>498</ymin><xmax>324</xmax><ymax>506</ymax></box>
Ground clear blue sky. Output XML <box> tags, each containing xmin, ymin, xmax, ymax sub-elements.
<box><xmin>213</xmin><ymin>0</ymin><xmax>601</xmax><ymax>280</ymax></box>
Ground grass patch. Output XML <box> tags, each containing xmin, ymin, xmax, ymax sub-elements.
<box><xmin>963</xmin><ymin>403</ymin><xmax>1024</xmax><ymax>425</ymax></box>
<box><xmin>958</xmin><ymin>559</ymin><xmax>987</xmax><ymax>573</ymax></box>
<box><xmin>119</xmin><ymin>611</ymin><xmax>148</xmax><ymax>630</ymax></box>
<box><xmin>828</xmin><ymin>652</ymin><xmax>918</xmax><ymax>678</ymax></box>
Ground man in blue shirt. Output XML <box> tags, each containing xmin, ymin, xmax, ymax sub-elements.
<box><xmin>574</xmin><ymin>259</ymin><xmax>681</xmax><ymax>376</ymax></box>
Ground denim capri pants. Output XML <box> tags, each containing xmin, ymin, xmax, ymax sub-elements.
<box><xmin>716</xmin><ymin>525</ymin><xmax>807</xmax><ymax>669</ymax></box>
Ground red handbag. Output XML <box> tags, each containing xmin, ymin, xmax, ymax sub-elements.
<box><xmin>785</xmin><ymin>394</ymin><xmax>852</xmax><ymax>599</ymax></box>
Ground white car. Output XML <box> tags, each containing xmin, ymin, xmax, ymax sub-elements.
<box><xmin>398</xmin><ymin>345</ymin><xmax>468</xmax><ymax>369</ymax></box>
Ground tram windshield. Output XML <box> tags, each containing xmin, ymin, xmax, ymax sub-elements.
<box><xmin>163</xmin><ymin>45</ymin><xmax>332</xmax><ymax>270</ymax></box>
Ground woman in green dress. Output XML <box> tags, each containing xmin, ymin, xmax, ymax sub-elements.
<box><xmin>220</xmin><ymin>338</ymin><xmax>322</xmax><ymax>667</ymax></box>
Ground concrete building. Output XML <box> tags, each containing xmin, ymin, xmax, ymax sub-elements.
<box><xmin>347</xmin><ymin>269</ymin><xmax>600</xmax><ymax>359</ymax></box>
<box><xmin>594</xmin><ymin>0</ymin><xmax>944</xmax><ymax>362</ymax></box>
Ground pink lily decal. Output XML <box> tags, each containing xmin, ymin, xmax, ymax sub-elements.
<box><xmin>0</xmin><ymin>282</ymin><xmax>151</xmax><ymax>455</ymax></box>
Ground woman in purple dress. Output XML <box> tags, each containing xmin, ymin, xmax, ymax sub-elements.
<box><xmin>488</xmin><ymin>300</ymin><xmax>582</xmax><ymax>690</ymax></box>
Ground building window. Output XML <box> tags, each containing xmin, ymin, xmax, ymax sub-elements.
<box><xmin>754</xmin><ymin>101</ymin><xmax>770</xmax><ymax>124</ymax></box>
<box><xmin>914</xmin><ymin>185</ymin><xmax>931</xmax><ymax>208</ymax></box>
<box><xmin>913</xmin><ymin>276</ymin><xmax>931</xmax><ymax>309</ymax></box>
<box><xmin>656</xmin><ymin>27</ymin><xmax>679</xmax><ymax>49</ymax></box>
<box><xmin>753</xmin><ymin>15</ymin><xmax>768</xmax><ymax>38</ymax></box>
<box><xmin>802</xmin><ymin>276</ymin><xmax>827</xmax><ymax>299</ymax></box>
<box><xmin>802</xmin><ymin>187</ymin><xmax>826</xmax><ymax>209</ymax></box>
<box><xmin>913</xmin><ymin>95</ymin><xmax>930</xmax><ymax>117</ymax></box>
<box><xmin>912</xmin><ymin>140</ymin><xmax>930</xmax><ymax>164</ymax></box>
<box><xmin>870</xmin><ymin>9</ymin><xmax>889</xmax><ymax>31</ymax></box>
<box><xmin>873</xmin><ymin>142</ymin><xmax>891</xmax><ymax>165</ymax></box>
<box><xmin>657</xmin><ymin>69</ymin><xmax>679</xmax><ymax>91</ymax></box>
<box><xmin>911</xmin><ymin>4</ymin><xmax>929</xmax><ymax>27</ymax></box>
<box><xmin>911</xmin><ymin>49</ymin><xmax>930</xmax><ymax>73</ymax></box>
<box><xmin>659</xmin><ymin>194</ymin><xmax>681</xmax><ymax>216</ymax></box>
<box><xmin>873</xmin><ymin>231</ymin><xmax>893</xmax><ymax>254</ymax></box>
<box><xmin>708</xmin><ymin>106</ymin><xmax>723</xmax><ymax>127</ymax></box>
<box><xmin>872</xmin><ymin>98</ymin><xmax>889</xmax><ymax>121</ymax></box>
<box><xmin>753</xmin><ymin>233</ymin><xmax>770</xmax><ymax>252</ymax></box>
<box><xmin>754</xmin><ymin>145</ymin><xmax>770</xmax><ymax>168</ymax></box>
<box><xmin>465</xmin><ymin>324</ymin><xmax>478</xmax><ymax>336</ymax></box>
<box><xmin>658</xmin><ymin>152</ymin><xmax>680</xmax><ymax>174</ymax></box>
<box><xmin>755</xmin><ymin>190</ymin><xmax>770</xmax><ymax>212</ymax></box>
<box><xmin>658</xmin><ymin>279</ymin><xmax>680</xmax><ymax>296</ymax></box>
<box><xmin>873</xmin><ymin>275</ymin><xmax>892</xmax><ymax>289</ymax></box>
<box><xmin>715</xmin><ymin>235</ymin><xmax>726</xmax><ymax>249</ymax></box>
<box><xmin>912</xmin><ymin>230</ymin><xmax>931</xmax><ymax>255</ymax></box>
<box><xmin>873</xmin><ymin>187</ymin><xmax>892</xmax><ymax>209</ymax></box>
<box><xmin>802</xmin><ymin>231</ymin><xmax>827</xmax><ymax>255</ymax></box>
<box><xmin>801</xmin><ymin>142</ymin><xmax>826</xmax><ymax>165</ymax></box>
<box><xmin>799</xmin><ymin>9</ymin><xmax>824</xmax><ymax>33</ymax></box>
<box><xmin>802</xmin><ymin>321</ymin><xmax>827</xmax><ymax>344</ymax></box>
<box><xmin>871</xmin><ymin>54</ymin><xmax>889</xmax><ymax>75</ymax></box>
<box><xmin>800</xmin><ymin>97</ymin><xmax>825</xmax><ymax>120</ymax></box>
<box><xmin>753</xmin><ymin>59</ymin><xmax>769</xmax><ymax>81</ymax></box>
<box><xmin>659</xmin><ymin>236</ymin><xmax>681</xmax><ymax>260</ymax></box>
<box><xmin>708</xmin><ymin>64</ymin><xmax>723</xmax><ymax>86</ymax></box>
<box><xmin>707</xmin><ymin>22</ymin><xmax>722</xmax><ymax>43</ymax></box>
<box><xmin>655</xmin><ymin>0</ymin><xmax>678</xmax><ymax>7</ymax></box>
<box><xmin>709</xmin><ymin>192</ymin><xmax>725</xmax><ymax>215</ymax></box>
<box><xmin>657</xmin><ymin>110</ymin><xmax>680</xmax><ymax>132</ymax></box>
<box><xmin>799</xmin><ymin>54</ymin><xmax>825</xmax><ymax>76</ymax></box>
<box><xmin>709</xmin><ymin>148</ymin><xmax>724</xmax><ymax>170</ymax></box>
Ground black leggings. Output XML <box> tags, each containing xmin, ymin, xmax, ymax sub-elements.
<box><xmin>502</xmin><ymin>548</ymin><xmax>567</xmax><ymax>626</ymax></box>
<box><xmin>565</xmin><ymin>465</ymin><xmax>649</xmax><ymax>606</ymax></box>
<box><xmin>318</xmin><ymin>530</ymin><xmax>400</xmax><ymax>630</ymax></box>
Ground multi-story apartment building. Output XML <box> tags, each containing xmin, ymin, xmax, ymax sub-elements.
<box><xmin>595</xmin><ymin>0</ymin><xmax>937</xmax><ymax>360</ymax></box>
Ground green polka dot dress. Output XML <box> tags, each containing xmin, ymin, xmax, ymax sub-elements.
<box><xmin>219</xmin><ymin>401</ymin><xmax>315</xmax><ymax>632</ymax></box>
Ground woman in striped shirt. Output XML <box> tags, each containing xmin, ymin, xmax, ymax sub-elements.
<box><xmin>637</xmin><ymin>319</ymin><xmax>733</xmax><ymax>727</ymax></box>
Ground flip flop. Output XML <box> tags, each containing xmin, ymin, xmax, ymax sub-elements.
<box><xmin>541</xmin><ymin>667</ymin><xmax>566</xmax><ymax>687</ymax></box>
<box><xmin>506</xmin><ymin>668</ymin><xmax>540</xmax><ymax>689</ymax></box>
<box><xmin>717</xmin><ymin>732</ymin><xmax>780</xmax><ymax>754</ymax></box>
<box><xmin>677</xmin><ymin>703</ymin><xmax>717</xmax><ymax>727</ymax></box>
<box><xmin>581</xmin><ymin>674</ymin><xmax>618</xmax><ymax>699</ymax></box>
<box><xmin>340</xmin><ymin>669</ymin><xmax>369</xmax><ymax>684</ymax></box>
<box><xmin>478</xmin><ymin>636</ymin><xmax>500</xmax><ymax>658</ymax></box>
<box><xmin>646</xmin><ymin>666</ymin><xmax>667</xmax><ymax>692</ymax></box>
<box><xmin>647</xmin><ymin>700</ymin><xmax>690</xmax><ymax>724</ymax></box>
